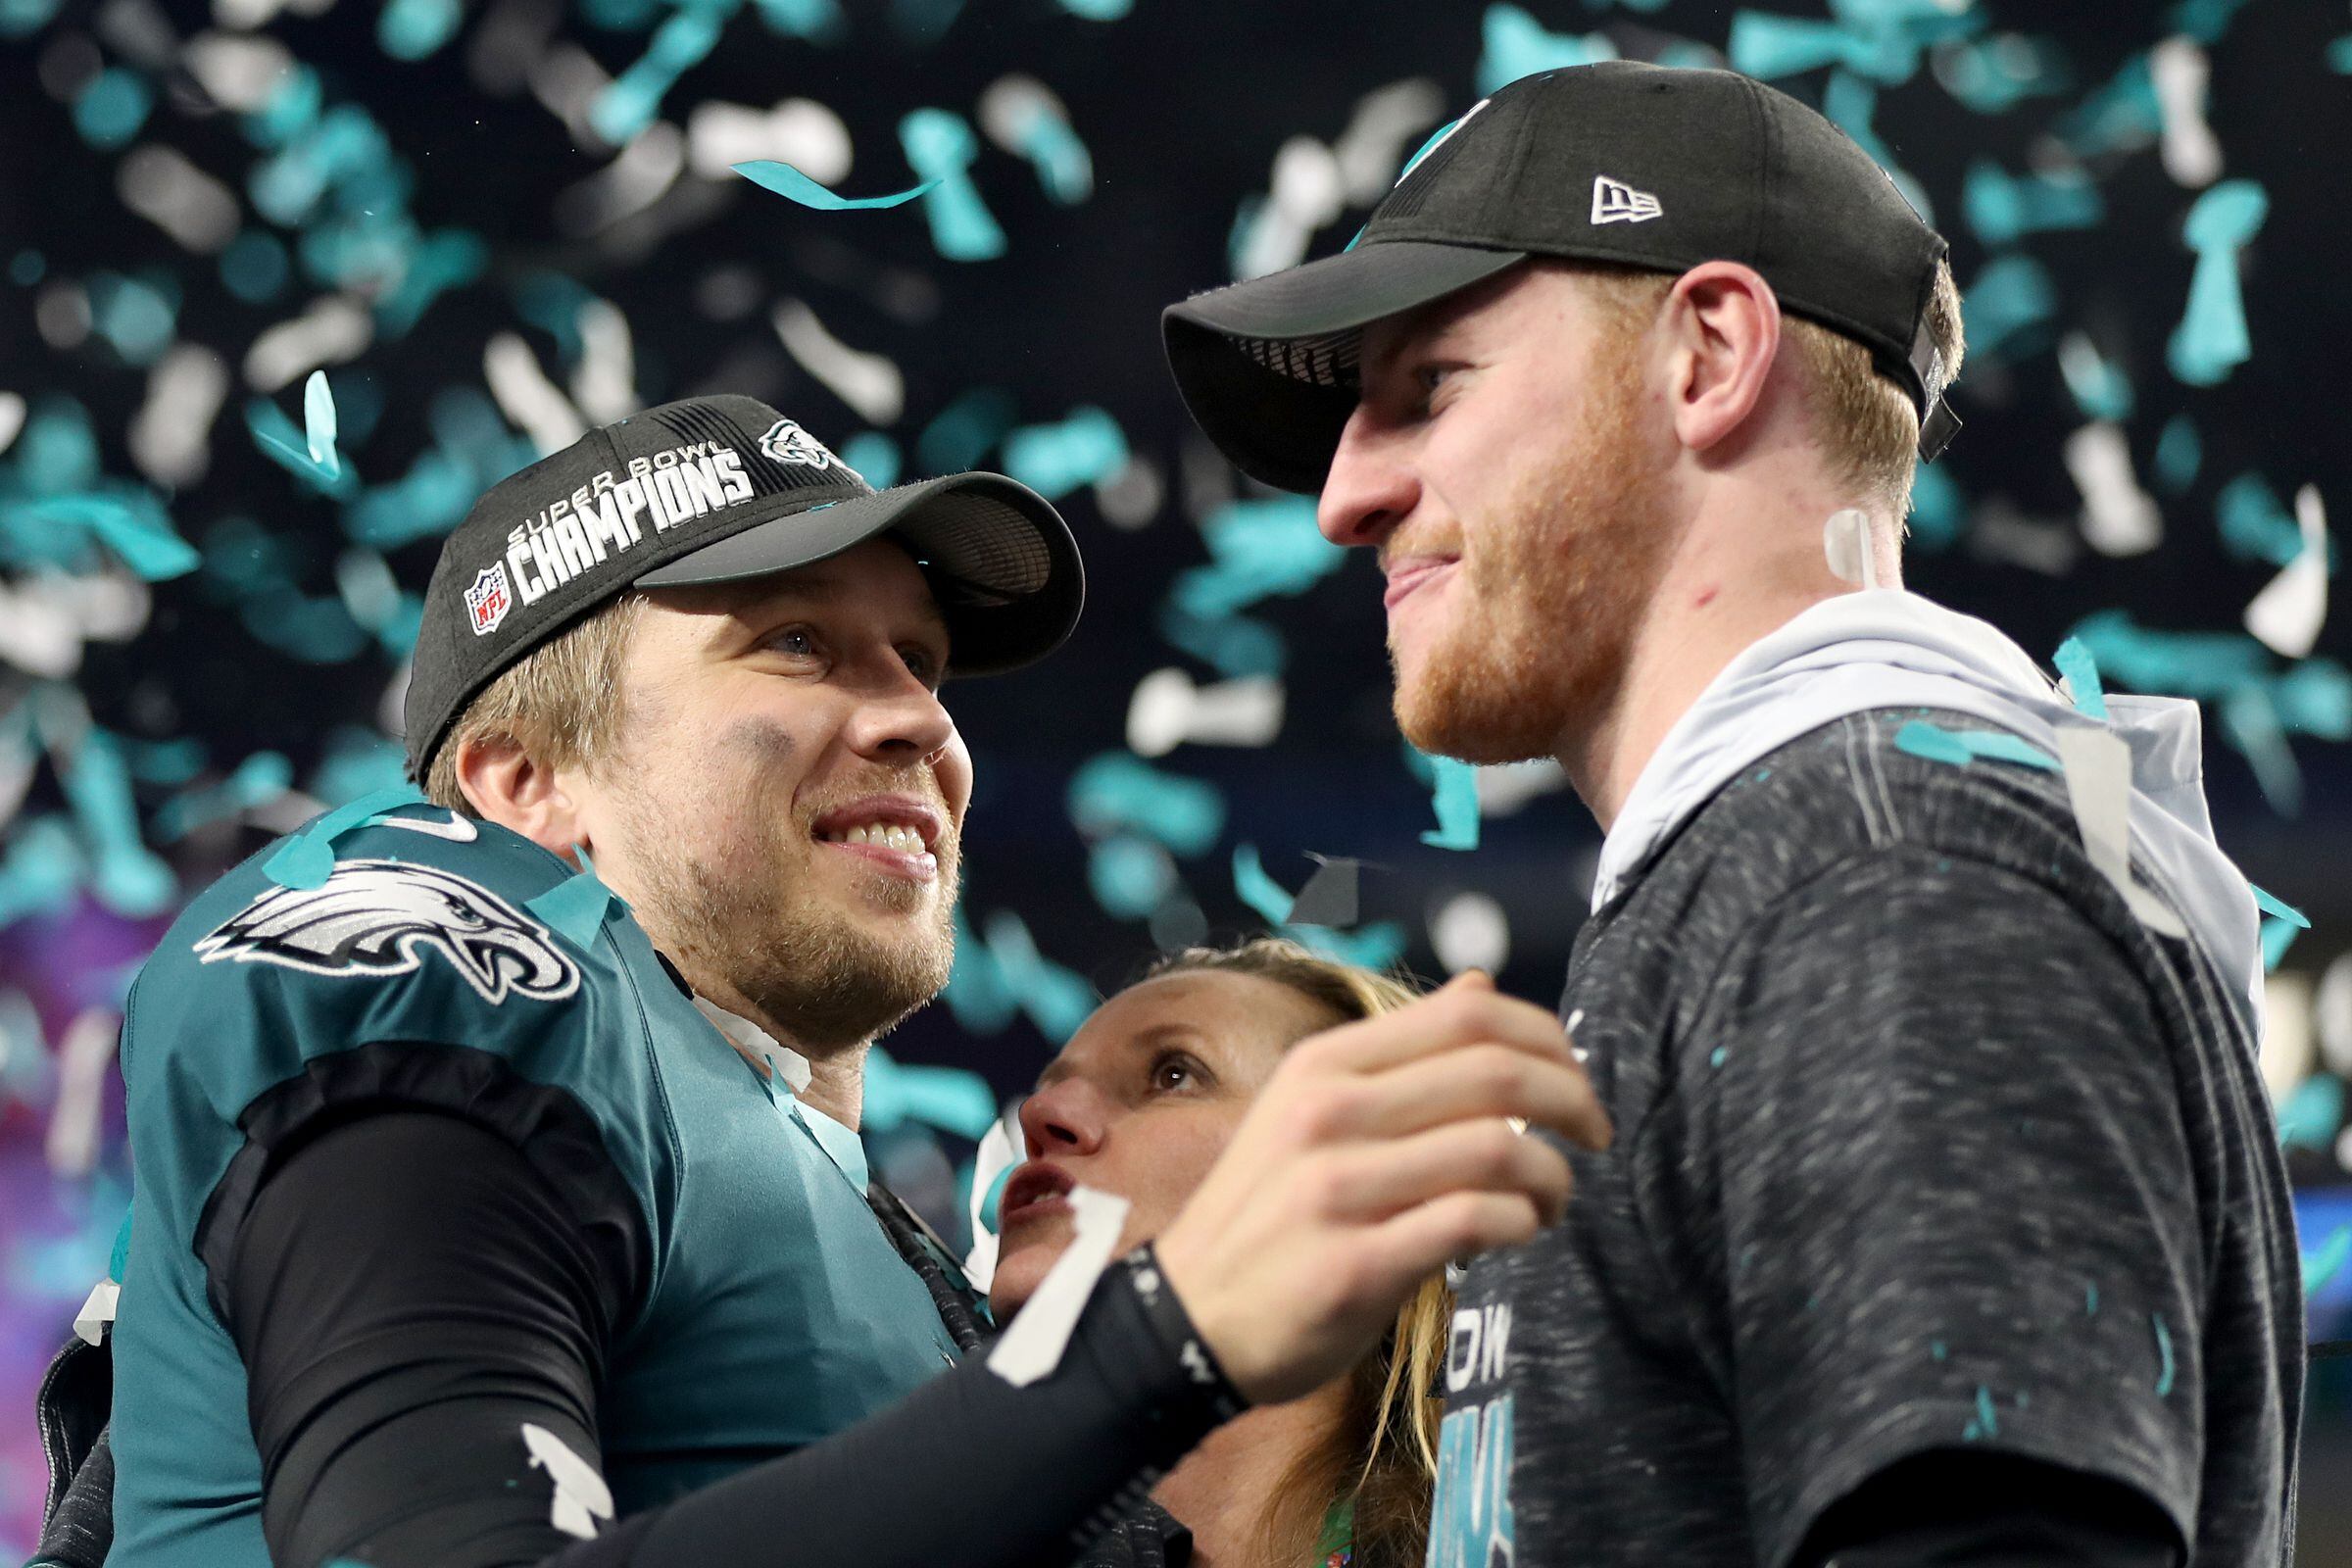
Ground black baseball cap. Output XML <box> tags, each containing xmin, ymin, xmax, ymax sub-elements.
<box><xmin>405</xmin><ymin>395</ymin><xmax>1083</xmax><ymax>779</ymax></box>
<box><xmin>1163</xmin><ymin>61</ymin><xmax>1960</xmax><ymax>494</ymax></box>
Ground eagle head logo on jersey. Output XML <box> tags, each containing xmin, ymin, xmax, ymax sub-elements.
<box><xmin>195</xmin><ymin>860</ymin><xmax>582</xmax><ymax>1005</ymax></box>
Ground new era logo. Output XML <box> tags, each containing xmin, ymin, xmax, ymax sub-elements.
<box><xmin>1591</xmin><ymin>174</ymin><xmax>1662</xmax><ymax>225</ymax></box>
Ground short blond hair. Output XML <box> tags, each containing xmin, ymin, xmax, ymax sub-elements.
<box><xmin>421</xmin><ymin>594</ymin><xmax>647</xmax><ymax>814</ymax></box>
<box><xmin>1573</xmin><ymin>257</ymin><xmax>1966</xmax><ymax>520</ymax></box>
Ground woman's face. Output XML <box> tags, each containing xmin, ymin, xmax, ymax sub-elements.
<box><xmin>988</xmin><ymin>969</ymin><xmax>1344</xmax><ymax>1318</ymax></box>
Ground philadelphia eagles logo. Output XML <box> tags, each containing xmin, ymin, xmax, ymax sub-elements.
<box><xmin>195</xmin><ymin>860</ymin><xmax>581</xmax><ymax>1004</ymax></box>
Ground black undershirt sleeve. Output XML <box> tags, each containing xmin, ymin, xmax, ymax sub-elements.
<box><xmin>223</xmin><ymin>1108</ymin><xmax>1235</xmax><ymax>1568</ymax></box>
<box><xmin>1794</xmin><ymin>1450</ymin><xmax>2183</xmax><ymax>1568</ymax></box>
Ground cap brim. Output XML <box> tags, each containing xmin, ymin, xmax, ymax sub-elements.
<box><xmin>1163</xmin><ymin>241</ymin><xmax>1527</xmax><ymax>493</ymax></box>
<box><xmin>635</xmin><ymin>471</ymin><xmax>1083</xmax><ymax>676</ymax></box>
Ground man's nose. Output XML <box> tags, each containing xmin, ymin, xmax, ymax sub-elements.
<box><xmin>1018</xmin><ymin>1079</ymin><xmax>1107</xmax><ymax>1157</ymax></box>
<box><xmin>1316</xmin><ymin>405</ymin><xmax>1420</xmax><ymax>549</ymax></box>
<box><xmin>848</xmin><ymin>671</ymin><xmax>956</xmax><ymax>764</ymax></box>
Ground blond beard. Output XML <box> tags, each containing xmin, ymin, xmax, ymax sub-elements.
<box><xmin>616</xmin><ymin>778</ymin><xmax>960</xmax><ymax>1052</ymax></box>
<box><xmin>1392</xmin><ymin>347</ymin><xmax>1678</xmax><ymax>765</ymax></box>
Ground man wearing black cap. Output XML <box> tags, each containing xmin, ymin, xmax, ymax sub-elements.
<box><xmin>1166</xmin><ymin>62</ymin><xmax>2299</xmax><ymax>1568</ymax></box>
<box><xmin>67</xmin><ymin>397</ymin><xmax>1605</xmax><ymax>1568</ymax></box>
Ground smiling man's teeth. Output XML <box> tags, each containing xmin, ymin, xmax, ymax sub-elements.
<box><xmin>824</xmin><ymin>823</ymin><xmax>927</xmax><ymax>853</ymax></box>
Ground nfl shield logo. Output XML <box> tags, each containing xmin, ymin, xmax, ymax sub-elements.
<box><xmin>465</xmin><ymin>564</ymin><xmax>512</xmax><ymax>637</ymax></box>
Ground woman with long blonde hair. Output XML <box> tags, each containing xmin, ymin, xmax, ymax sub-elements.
<box><xmin>989</xmin><ymin>938</ymin><xmax>1453</xmax><ymax>1568</ymax></box>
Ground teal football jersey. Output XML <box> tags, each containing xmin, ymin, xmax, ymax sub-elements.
<box><xmin>108</xmin><ymin>802</ymin><xmax>962</xmax><ymax>1565</ymax></box>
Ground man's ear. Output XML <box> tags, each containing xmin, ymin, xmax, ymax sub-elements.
<box><xmin>1661</xmin><ymin>262</ymin><xmax>1781</xmax><ymax>455</ymax></box>
<box><xmin>452</xmin><ymin>733</ymin><xmax>589</xmax><ymax>859</ymax></box>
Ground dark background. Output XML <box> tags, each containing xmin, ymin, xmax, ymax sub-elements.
<box><xmin>0</xmin><ymin>0</ymin><xmax>2346</xmax><ymax>1555</ymax></box>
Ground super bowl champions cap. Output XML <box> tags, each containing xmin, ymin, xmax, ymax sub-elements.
<box><xmin>1163</xmin><ymin>60</ymin><xmax>1960</xmax><ymax>494</ymax></box>
<box><xmin>405</xmin><ymin>395</ymin><xmax>1083</xmax><ymax>779</ymax></box>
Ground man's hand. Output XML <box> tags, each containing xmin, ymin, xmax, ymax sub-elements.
<box><xmin>1152</xmin><ymin>971</ymin><xmax>1606</xmax><ymax>1405</ymax></box>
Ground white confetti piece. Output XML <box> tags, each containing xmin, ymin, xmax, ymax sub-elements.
<box><xmin>687</xmin><ymin>97</ymin><xmax>850</xmax><ymax>183</ymax></box>
<box><xmin>555</xmin><ymin>121</ymin><xmax>685</xmax><ymax>236</ymax></box>
<box><xmin>771</xmin><ymin>300</ymin><xmax>904</xmax><ymax>425</ymax></box>
<box><xmin>1235</xmin><ymin>136</ymin><xmax>1345</xmax><ymax>280</ymax></box>
<box><xmin>570</xmin><ymin>299</ymin><xmax>640</xmax><ymax>425</ymax></box>
<box><xmin>1430</xmin><ymin>891</ymin><xmax>1510</xmax><ymax>976</ymax></box>
<box><xmin>1472</xmin><ymin>758</ymin><xmax>1570</xmax><ymax>817</ymax></box>
<box><xmin>1125</xmin><ymin>667</ymin><xmax>1284</xmax><ymax>758</ymax></box>
<box><xmin>118</xmin><ymin>146</ymin><xmax>240</xmax><ymax>253</ymax></box>
<box><xmin>130</xmin><ymin>344</ymin><xmax>228</xmax><ymax>487</ymax></box>
<box><xmin>988</xmin><ymin>1185</ymin><xmax>1130</xmax><ymax>1387</ymax></box>
<box><xmin>484</xmin><ymin>332</ymin><xmax>588</xmax><ymax>456</ymax></box>
<box><xmin>73</xmin><ymin>1279</ymin><xmax>120</xmax><ymax>1348</ymax></box>
<box><xmin>2151</xmin><ymin>37</ymin><xmax>2223</xmax><ymax>188</ymax></box>
<box><xmin>243</xmin><ymin>296</ymin><xmax>371</xmax><ymax>393</ymax></box>
<box><xmin>2053</xmin><ymin>726</ymin><xmax>2188</xmax><ymax>940</ymax></box>
<box><xmin>521</xmin><ymin>1423</ymin><xmax>614</xmax><ymax>1541</ymax></box>
<box><xmin>2066</xmin><ymin>421</ymin><xmax>2162</xmax><ymax>557</ymax></box>
<box><xmin>44</xmin><ymin>1008</ymin><xmax>120</xmax><ymax>1179</ymax></box>
<box><xmin>1331</xmin><ymin>78</ymin><xmax>1446</xmax><ymax>203</ymax></box>
<box><xmin>0</xmin><ymin>391</ymin><xmax>24</xmax><ymax>457</ymax></box>
<box><xmin>181</xmin><ymin>31</ymin><xmax>295</xmax><ymax>110</ymax></box>
<box><xmin>2243</xmin><ymin>483</ymin><xmax>2328</xmax><ymax>660</ymax></box>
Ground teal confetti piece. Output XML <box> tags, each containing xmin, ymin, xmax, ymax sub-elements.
<box><xmin>1170</xmin><ymin>497</ymin><xmax>1346</xmax><ymax>620</ymax></box>
<box><xmin>153</xmin><ymin>752</ymin><xmax>296</xmax><ymax>842</ymax></box>
<box><xmin>2252</xmin><ymin>885</ymin><xmax>2310</xmax><ymax>930</ymax></box>
<box><xmin>248</xmin><ymin>398</ymin><xmax>359</xmax><ymax>498</ymax></box>
<box><xmin>108</xmin><ymin>1208</ymin><xmax>131</xmax><ymax>1282</ymax></box>
<box><xmin>2260</xmin><ymin>916</ymin><xmax>2302</xmax><ymax>973</ymax></box>
<box><xmin>2150</xmin><ymin>1312</ymin><xmax>2175</xmax><ymax>1397</ymax></box>
<box><xmin>1960</xmin><ymin>253</ymin><xmax>2056</xmax><ymax>363</ymax></box>
<box><xmin>2329</xmin><ymin>35</ymin><xmax>2352</xmax><ymax>74</ymax></box>
<box><xmin>2306</xmin><ymin>1227</ymin><xmax>2352</xmax><ymax>1296</ymax></box>
<box><xmin>1231</xmin><ymin>843</ymin><xmax>1296</xmax><ymax>925</ymax></box>
<box><xmin>943</xmin><ymin>907</ymin><xmax>1020</xmax><ymax>1033</ymax></box>
<box><xmin>375</xmin><ymin>229</ymin><xmax>487</xmax><ymax>337</ymax></box>
<box><xmin>310</xmin><ymin>726</ymin><xmax>410</xmax><ymax>807</ymax></box>
<box><xmin>74</xmin><ymin>67</ymin><xmax>150</xmax><ymax>149</ymax></box>
<box><xmin>1906</xmin><ymin>462</ymin><xmax>1966</xmax><ymax>551</ymax></box>
<box><xmin>2152</xmin><ymin>415</ymin><xmax>2202</xmax><ymax>494</ymax></box>
<box><xmin>1420</xmin><ymin>754</ymin><xmax>1482</xmax><ymax>851</ymax></box>
<box><xmin>862</xmin><ymin>1046</ymin><xmax>997</xmax><ymax>1138</ymax></box>
<box><xmin>838</xmin><ymin>432</ymin><xmax>902</xmax><ymax>489</ymax></box>
<box><xmin>1708</xmin><ymin>1046</ymin><xmax>1728</xmax><ymax>1068</ymax></box>
<box><xmin>5</xmin><ymin>493</ymin><xmax>201</xmax><ymax>580</ymax></box>
<box><xmin>1088</xmin><ymin>835</ymin><xmax>1177</xmax><ymax>919</ymax></box>
<box><xmin>917</xmin><ymin>387</ymin><xmax>1017</xmax><ymax>473</ymax></box>
<box><xmin>1289</xmin><ymin>922</ymin><xmax>1409</xmax><ymax>969</ymax></box>
<box><xmin>978</xmin><ymin>1162</ymin><xmax>1015</xmax><ymax>1234</ymax></box>
<box><xmin>1057</xmin><ymin>0</ymin><xmax>1131</xmax><ymax>15</ymax></box>
<box><xmin>2166</xmin><ymin>0</ymin><xmax>2251</xmax><ymax>44</ymax></box>
<box><xmin>1892</xmin><ymin>720</ymin><xmax>2060</xmax><ymax>772</ymax></box>
<box><xmin>1962</xmin><ymin>160</ymin><xmax>2102</xmax><ymax>246</ymax></box>
<box><xmin>1479</xmin><ymin>5</ymin><xmax>1616</xmax><ymax>94</ymax></box>
<box><xmin>526</xmin><ymin>846</ymin><xmax>628</xmax><ymax>950</ymax></box>
<box><xmin>592</xmin><ymin>8</ymin><xmax>724</xmax><ymax>145</ymax></box>
<box><xmin>0</xmin><ymin>815</ymin><xmax>87</xmax><ymax>929</ymax></box>
<box><xmin>1157</xmin><ymin>606</ymin><xmax>1286</xmax><ymax>679</ymax></box>
<box><xmin>2168</xmin><ymin>180</ymin><xmax>2268</xmax><ymax>387</ymax></box>
<box><xmin>1066</xmin><ymin>753</ymin><xmax>1226</xmax><ymax>857</ymax></box>
<box><xmin>61</xmin><ymin>731</ymin><xmax>175</xmax><ymax>916</ymax></box>
<box><xmin>2218</xmin><ymin>473</ymin><xmax>2335</xmax><ymax>571</ymax></box>
<box><xmin>2053</xmin><ymin>637</ymin><xmax>2109</xmax><ymax>719</ymax></box>
<box><xmin>2275</xmin><ymin>1074</ymin><xmax>2341</xmax><ymax>1152</ymax></box>
<box><xmin>379</xmin><ymin>0</ymin><xmax>464</xmax><ymax>59</ymax></box>
<box><xmin>900</xmin><ymin>110</ymin><xmax>1006</xmax><ymax>261</ymax></box>
<box><xmin>979</xmin><ymin>908</ymin><xmax>1095</xmax><ymax>1042</ymax></box>
<box><xmin>1001</xmin><ymin>407</ymin><xmax>1128</xmax><ymax>500</ymax></box>
<box><xmin>220</xmin><ymin>231</ymin><xmax>292</xmax><ymax>304</ymax></box>
<box><xmin>2086</xmin><ymin>1284</ymin><xmax>2099</xmax><ymax>1315</ymax></box>
<box><xmin>1936</xmin><ymin>32</ymin><xmax>2070</xmax><ymax>114</ymax></box>
<box><xmin>88</xmin><ymin>273</ymin><xmax>177</xmax><ymax>367</ymax></box>
<box><xmin>1960</xmin><ymin>1384</ymin><xmax>2000</xmax><ymax>1442</ymax></box>
<box><xmin>263</xmin><ymin>784</ymin><xmax>431</xmax><ymax>890</ymax></box>
<box><xmin>2054</xmin><ymin>52</ymin><xmax>2160</xmax><ymax>158</ymax></box>
<box><xmin>304</xmin><ymin>370</ymin><xmax>341</xmax><ymax>478</ymax></box>
<box><xmin>753</xmin><ymin>0</ymin><xmax>847</xmax><ymax>40</ymax></box>
<box><xmin>732</xmin><ymin>159</ymin><xmax>940</xmax><ymax>211</ymax></box>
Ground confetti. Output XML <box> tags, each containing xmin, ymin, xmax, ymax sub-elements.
<box><xmin>2167</xmin><ymin>179</ymin><xmax>2267</xmax><ymax>387</ymax></box>
<box><xmin>899</xmin><ymin>109</ymin><xmax>1006</xmax><ymax>261</ymax></box>
<box><xmin>732</xmin><ymin>160</ymin><xmax>940</xmax><ymax>212</ymax></box>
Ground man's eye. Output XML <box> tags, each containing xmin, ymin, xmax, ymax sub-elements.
<box><xmin>901</xmin><ymin>645</ymin><xmax>944</xmax><ymax>683</ymax></box>
<box><xmin>771</xmin><ymin>626</ymin><xmax>819</xmax><ymax>659</ymax></box>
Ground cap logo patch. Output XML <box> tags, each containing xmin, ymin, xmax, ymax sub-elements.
<box><xmin>1591</xmin><ymin>175</ymin><xmax>1662</xmax><ymax>225</ymax></box>
<box><xmin>465</xmin><ymin>563</ymin><xmax>513</xmax><ymax>636</ymax></box>
<box><xmin>758</xmin><ymin>417</ymin><xmax>856</xmax><ymax>479</ymax></box>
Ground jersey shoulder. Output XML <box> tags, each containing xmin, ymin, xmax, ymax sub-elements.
<box><xmin>126</xmin><ymin>805</ymin><xmax>675</xmax><ymax>1201</ymax></box>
